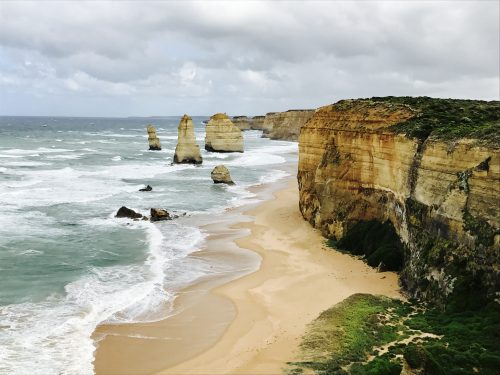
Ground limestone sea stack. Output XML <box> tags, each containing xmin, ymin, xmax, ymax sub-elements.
<box><xmin>205</xmin><ymin>113</ymin><xmax>244</xmax><ymax>152</ymax></box>
<box><xmin>147</xmin><ymin>125</ymin><xmax>161</xmax><ymax>150</ymax></box>
<box><xmin>211</xmin><ymin>165</ymin><xmax>234</xmax><ymax>185</ymax></box>
<box><xmin>173</xmin><ymin>114</ymin><xmax>203</xmax><ymax>164</ymax></box>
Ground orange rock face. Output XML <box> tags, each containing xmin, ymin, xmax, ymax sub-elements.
<box><xmin>297</xmin><ymin>99</ymin><xmax>500</xmax><ymax>302</ymax></box>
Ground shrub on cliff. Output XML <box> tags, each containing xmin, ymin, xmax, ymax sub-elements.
<box><xmin>370</xmin><ymin>96</ymin><xmax>500</xmax><ymax>144</ymax></box>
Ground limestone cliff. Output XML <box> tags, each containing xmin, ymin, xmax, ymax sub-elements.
<box><xmin>174</xmin><ymin>114</ymin><xmax>202</xmax><ymax>164</ymax></box>
<box><xmin>205</xmin><ymin>113</ymin><xmax>244</xmax><ymax>153</ymax></box>
<box><xmin>250</xmin><ymin>116</ymin><xmax>265</xmax><ymax>130</ymax></box>
<box><xmin>261</xmin><ymin>112</ymin><xmax>277</xmax><ymax>136</ymax></box>
<box><xmin>262</xmin><ymin>109</ymin><xmax>315</xmax><ymax>141</ymax></box>
<box><xmin>298</xmin><ymin>98</ymin><xmax>500</xmax><ymax>305</ymax></box>
<box><xmin>231</xmin><ymin>116</ymin><xmax>251</xmax><ymax>131</ymax></box>
<box><xmin>146</xmin><ymin>125</ymin><xmax>161</xmax><ymax>150</ymax></box>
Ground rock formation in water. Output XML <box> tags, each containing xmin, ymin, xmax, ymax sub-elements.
<box><xmin>174</xmin><ymin>114</ymin><xmax>203</xmax><ymax>164</ymax></box>
<box><xmin>150</xmin><ymin>208</ymin><xmax>171</xmax><ymax>222</ymax></box>
<box><xmin>211</xmin><ymin>165</ymin><xmax>234</xmax><ymax>185</ymax></box>
<box><xmin>262</xmin><ymin>109</ymin><xmax>315</xmax><ymax>141</ymax></box>
<box><xmin>116</xmin><ymin>206</ymin><xmax>146</xmax><ymax>220</ymax></box>
<box><xmin>231</xmin><ymin>116</ymin><xmax>251</xmax><ymax>131</ymax></box>
<box><xmin>297</xmin><ymin>97</ymin><xmax>500</xmax><ymax>305</ymax></box>
<box><xmin>205</xmin><ymin>113</ymin><xmax>244</xmax><ymax>153</ymax></box>
<box><xmin>147</xmin><ymin>125</ymin><xmax>161</xmax><ymax>150</ymax></box>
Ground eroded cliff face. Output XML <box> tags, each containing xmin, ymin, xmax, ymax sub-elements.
<box><xmin>231</xmin><ymin>116</ymin><xmax>251</xmax><ymax>131</ymax></box>
<box><xmin>263</xmin><ymin>110</ymin><xmax>315</xmax><ymax>141</ymax></box>
<box><xmin>250</xmin><ymin>116</ymin><xmax>265</xmax><ymax>130</ymax></box>
<box><xmin>298</xmin><ymin>99</ymin><xmax>500</xmax><ymax>304</ymax></box>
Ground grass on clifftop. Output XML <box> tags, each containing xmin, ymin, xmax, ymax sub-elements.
<box><xmin>287</xmin><ymin>294</ymin><xmax>500</xmax><ymax>375</ymax></box>
<box><xmin>369</xmin><ymin>96</ymin><xmax>500</xmax><ymax>144</ymax></box>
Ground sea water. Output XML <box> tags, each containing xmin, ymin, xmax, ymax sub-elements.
<box><xmin>0</xmin><ymin>116</ymin><xmax>297</xmax><ymax>375</ymax></box>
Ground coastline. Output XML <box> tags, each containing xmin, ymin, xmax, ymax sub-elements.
<box><xmin>94</xmin><ymin>175</ymin><xmax>402</xmax><ymax>374</ymax></box>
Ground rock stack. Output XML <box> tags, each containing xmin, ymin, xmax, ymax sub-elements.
<box><xmin>205</xmin><ymin>113</ymin><xmax>244</xmax><ymax>153</ymax></box>
<box><xmin>211</xmin><ymin>165</ymin><xmax>234</xmax><ymax>185</ymax></box>
<box><xmin>173</xmin><ymin>114</ymin><xmax>203</xmax><ymax>164</ymax></box>
<box><xmin>147</xmin><ymin>125</ymin><xmax>161</xmax><ymax>150</ymax></box>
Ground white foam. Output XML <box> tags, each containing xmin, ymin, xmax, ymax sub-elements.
<box><xmin>1</xmin><ymin>161</ymin><xmax>52</xmax><ymax>167</ymax></box>
<box><xmin>45</xmin><ymin>154</ymin><xmax>83</xmax><ymax>160</ymax></box>
<box><xmin>1</xmin><ymin>147</ymin><xmax>72</xmax><ymax>155</ymax></box>
<box><xmin>226</xmin><ymin>151</ymin><xmax>286</xmax><ymax>166</ymax></box>
<box><xmin>0</xmin><ymin>220</ymin><xmax>206</xmax><ymax>375</ymax></box>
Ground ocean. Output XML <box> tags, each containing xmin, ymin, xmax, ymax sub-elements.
<box><xmin>0</xmin><ymin>116</ymin><xmax>297</xmax><ymax>375</ymax></box>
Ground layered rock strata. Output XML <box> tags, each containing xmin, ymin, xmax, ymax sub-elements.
<box><xmin>147</xmin><ymin>125</ymin><xmax>161</xmax><ymax>150</ymax></box>
<box><xmin>250</xmin><ymin>116</ymin><xmax>265</xmax><ymax>130</ymax></box>
<box><xmin>174</xmin><ymin>114</ymin><xmax>203</xmax><ymax>164</ymax></box>
<box><xmin>297</xmin><ymin>99</ymin><xmax>500</xmax><ymax>304</ymax></box>
<box><xmin>205</xmin><ymin>113</ymin><xmax>244</xmax><ymax>152</ymax></box>
<box><xmin>231</xmin><ymin>116</ymin><xmax>251</xmax><ymax>131</ymax></box>
<box><xmin>262</xmin><ymin>109</ymin><xmax>315</xmax><ymax>141</ymax></box>
<box><xmin>211</xmin><ymin>165</ymin><xmax>234</xmax><ymax>185</ymax></box>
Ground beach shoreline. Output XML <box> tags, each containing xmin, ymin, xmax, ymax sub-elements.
<box><xmin>94</xmin><ymin>175</ymin><xmax>402</xmax><ymax>375</ymax></box>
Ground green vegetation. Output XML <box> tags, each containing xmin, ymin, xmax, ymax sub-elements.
<box><xmin>287</xmin><ymin>294</ymin><xmax>411</xmax><ymax>374</ymax></box>
<box><xmin>370</xmin><ymin>96</ymin><xmax>500</xmax><ymax>144</ymax></box>
<box><xmin>462</xmin><ymin>209</ymin><xmax>498</xmax><ymax>247</ymax></box>
<box><xmin>327</xmin><ymin>221</ymin><xmax>404</xmax><ymax>271</ymax></box>
<box><xmin>287</xmin><ymin>294</ymin><xmax>500</xmax><ymax>375</ymax></box>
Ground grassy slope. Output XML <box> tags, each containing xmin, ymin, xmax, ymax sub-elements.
<box><xmin>288</xmin><ymin>294</ymin><xmax>500</xmax><ymax>375</ymax></box>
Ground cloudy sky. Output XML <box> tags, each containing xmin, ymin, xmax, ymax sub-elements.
<box><xmin>0</xmin><ymin>1</ymin><xmax>498</xmax><ymax>117</ymax></box>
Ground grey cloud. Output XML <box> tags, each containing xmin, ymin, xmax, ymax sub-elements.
<box><xmin>0</xmin><ymin>0</ymin><xmax>498</xmax><ymax>116</ymax></box>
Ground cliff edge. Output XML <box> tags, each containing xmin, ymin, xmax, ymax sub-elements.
<box><xmin>298</xmin><ymin>97</ymin><xmax>500</xmax><ymax>305</ymax></box>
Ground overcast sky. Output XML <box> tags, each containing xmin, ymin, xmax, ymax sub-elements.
<box><xmin>0</xmin><ymin>1</ymin><xmax>498</xmax><ymax>117</ymax></box>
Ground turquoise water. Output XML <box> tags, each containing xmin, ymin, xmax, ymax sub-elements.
<box><xmin>0</xmin><ymin>116</ymin><xmax>297</xmax><ymax>374</ymax></box>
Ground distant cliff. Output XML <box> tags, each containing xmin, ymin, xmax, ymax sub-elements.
<box><xmin>262</xmin><ymin>110</ymin><xmax>314</xmax><ymax>141</ymax></box>
<box><xmin>231</xmin><ymin>116</ymin><xmax>251</xmax><ymax>131</ymax></box>
<box><xmin>297</xmin><ymin>97</ymin><xmax>500</xmax><ymax>305</ymax></box>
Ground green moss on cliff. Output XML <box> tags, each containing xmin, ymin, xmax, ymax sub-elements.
<box><xmin>463</xmin><ymin>209</ymin><xmax>498</xmax><ymax>247</ymax></box>
<box><xmin>329</xmin><ymin>220</ymin><xmax>404</xmax><ymax>271</ymax></box>
<box><xmin>369</xmin><ymin>96</ymin><xmax>500</xmax><ymax>144</ymax></box>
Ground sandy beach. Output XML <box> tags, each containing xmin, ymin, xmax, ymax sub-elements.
<box><xmin>94</xmin><ymin>176</ymin><xmax>401</xmax><ymax>374</ymax></box>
